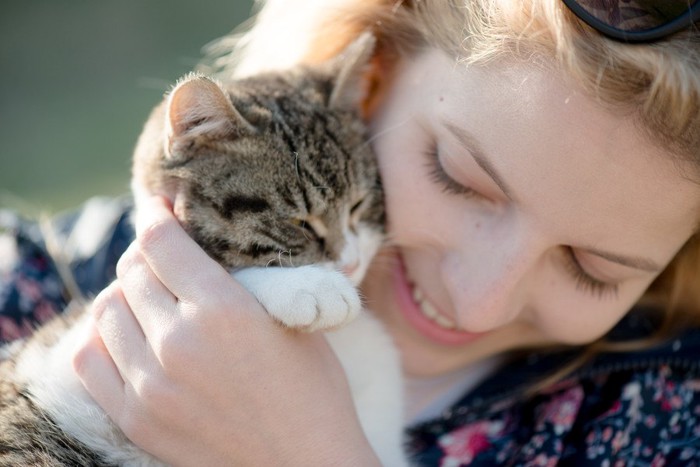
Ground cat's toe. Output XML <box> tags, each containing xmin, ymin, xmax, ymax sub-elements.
<box><xmin>302</xmin><ymin>275</ymin><xmax>361</xmax><ymax>332</ymax></box>
<box><xmin>266</xmin><ymin>292</ymin><xmax>321</xmax><ymax>328</ymax></box>
<box><xmin>279</xmin><ymin>269</ymin><xmax>361</xmax><ymax>331</ymax></box>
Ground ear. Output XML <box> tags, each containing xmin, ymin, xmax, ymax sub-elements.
<box><xmin>165</xmin><ymin>73</ymin><xmax>254</xmax><ymax>155</ymax></box>
<box><xmin>327</xmin><ymin>32</ymin><xmax>377</xmax><ymax>111</ymax></box>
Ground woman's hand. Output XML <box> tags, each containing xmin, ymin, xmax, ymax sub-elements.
<box><xmin>72</xmin><ymin>196</ymin><xmax>379</xmax><ymax>466</ymax></box>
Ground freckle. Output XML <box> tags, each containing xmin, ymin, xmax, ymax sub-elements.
<box><xmin>439</xmin><ymin>96</ymin><xmax>444</xmax><ymax>102</ymax></box>
<box><xmin>474</xmin><ymin>222</ymin><xmax>481</xmax><ymax>229</ymax></box>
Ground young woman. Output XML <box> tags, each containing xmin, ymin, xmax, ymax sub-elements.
<box><xmin>2</xmin><ymin>0</ymin><xmax>700</xmax><ymax>464</ymax></box>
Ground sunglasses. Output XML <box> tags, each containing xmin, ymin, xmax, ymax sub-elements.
<box><xmin>562</xmin><ymin>0</ymin><xmax>700</xmax><ymax>42</ymax></box>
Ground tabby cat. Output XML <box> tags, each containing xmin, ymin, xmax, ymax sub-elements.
<box><xmin>0</xmin><ymin>34</ymin><xmax>406</xmax><ymax>466</ymax></box>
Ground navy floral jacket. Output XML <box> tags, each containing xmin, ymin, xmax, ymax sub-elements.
<box><xmin>2</xmin><ymin>197</ymin><xmax>700</xmax><ymax>466</ymax></box>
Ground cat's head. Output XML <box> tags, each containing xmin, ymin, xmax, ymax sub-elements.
<box><xmin>131</xmin><ymin>33</ymin><xmax>384</xmax><ymax>284</ymax></box>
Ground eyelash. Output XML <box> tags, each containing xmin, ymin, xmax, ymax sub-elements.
<box><xmin>423</xmin><ymin>146</ymin><xmax>479</xmax><ymax>198</ymax></box>
<box><xmin>564</xmin><ymin>248</ymin><xmax>620</xmax><ymax>300</ymax></box>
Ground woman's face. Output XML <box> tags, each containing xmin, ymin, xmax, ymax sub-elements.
<box><xmin>363</xmin><ymin>50</ymin><xmax>700</xmax><ymax>378</ymax></box>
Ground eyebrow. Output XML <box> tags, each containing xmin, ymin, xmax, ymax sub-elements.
<box><xmin>443</xmin><ymin>120</ymin><xmax>662</xmax><ymax>274</ymax></box>
<box><xmin>443</xmin><ymin>120</ymin><xmax>515</xmax><ymax>201</ymax></box>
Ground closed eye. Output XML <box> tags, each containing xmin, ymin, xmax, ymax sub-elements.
<box><xmin>563</xmin><ymin>248</ymin><xmax>620</xmax><ymax>300</ymax></box>
<box><xmin>350</xmin><ymin>198</ymin><xmax>366</xmax><ymax>215</ymax></box>
<box><xmin>291</xmin><ymin>218</ymin><xmax>316</xmax><ymax>237</ymax></box>
<box><xmin>423</xmin><ymin>144</ymin><xmax>480</xmax><ymax>198</ymax></box>
<box><xmin>290</xmin><ymin>216</ymin><xmax>328</xmax><ymax>239</ymax></box>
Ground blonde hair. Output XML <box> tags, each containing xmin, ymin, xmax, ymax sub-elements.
<box><xmin>206</xmin><ymin>0</ymin><xmax>700</xmax><ymax>341</ymax></box>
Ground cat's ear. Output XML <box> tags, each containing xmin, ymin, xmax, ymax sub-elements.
<box><xmin>327</xmin><ymin>32</ymin><xmax>377</xmax><ymax>111</ymax></box>
<box><xmin>165</xmin><ymin>74</ymin><xmax>254</xmax><ymax>153</ymax></box>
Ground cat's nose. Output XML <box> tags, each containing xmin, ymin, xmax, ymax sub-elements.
<box><xmin>341</xmin><ymin>261</ymin><xmax>360</xmax><ymax>278</ymax></box>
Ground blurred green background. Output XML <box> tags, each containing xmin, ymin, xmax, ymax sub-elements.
<box><xmin>1</xmin><ymin>0</ymin><xmax>254</xmax><ymax>214</ymax></box>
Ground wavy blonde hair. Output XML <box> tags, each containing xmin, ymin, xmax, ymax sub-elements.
<box><xmin>206</xmin><ymin>0</ymin><xmax>700</xmax><ymax>350</ymax></box>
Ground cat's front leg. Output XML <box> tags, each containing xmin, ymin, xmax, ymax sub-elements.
<box><xmin>231</xmin><ymin>265</ymin><xmax>361</xmax><ymax>332</ymax></box>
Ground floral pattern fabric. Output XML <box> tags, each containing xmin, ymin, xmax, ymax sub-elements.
<box><xmin>0</xmin><ymin>197</ymin><xmax>133</xmax><ymax>345</ymax></box>
<box><xmin>0</xmin><ymin>210</ymin><xmax>65</xmax><ymax>342</ymax></box>
<box><xmin>408</xmin><ymin>354</ymin><xmax>700</xmax><ymax>466</ymax></box>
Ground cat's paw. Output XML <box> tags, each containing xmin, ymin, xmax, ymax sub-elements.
<box><xmin>232</xmin><ymin>265</ymin><xmax>361</xmax><ymax>332</ymax></box>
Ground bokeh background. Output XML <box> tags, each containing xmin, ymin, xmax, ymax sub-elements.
<box><xmin>1</xmin><ymin>0</ymin><xmax>254</xmax><ymax>214</ymax></box>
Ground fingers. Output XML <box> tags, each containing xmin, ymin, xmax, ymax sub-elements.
<box><xmin>124</xmin><ymin>195</ymin><xmax>266</xmax><ymax>360</ymax></box>
<box><xmin>89</xmin><ymin>281</ymin><xmax>148</xmax><ymax>379</ymax></box>
<box><xmin>73</xmin><ymin>308</ymin><xmax>176</xmax><ymax>456</ymax></box>
<box><xmin>75</xmin><ymin>279</ymin><xmax>173</xmax><ymax>445</ymax></box>
<box><xmin>134</xmin><ymin>195</ymin><xmax>246</xmax><ymax>304</ymax></box>
<box><xmin>72</xmin><ymin>313</ymin><xmax>126</xmax><ymax>424</ymax></box>
<box><xmin>116</xmin><ymin>240</ymin><xmax>178</xmax><ymax>346</ymax></box>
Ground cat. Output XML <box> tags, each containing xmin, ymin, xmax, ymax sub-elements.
<box><xmin>0</xmin><ymin>34</ymin><xmax>406</xmax><ymax>466</ymax></box>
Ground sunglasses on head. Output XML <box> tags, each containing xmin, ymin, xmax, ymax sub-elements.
<box><xmin>562</xmin><ymin>0</ymin><xmax>700</xmax><ymax>42</ymax></box>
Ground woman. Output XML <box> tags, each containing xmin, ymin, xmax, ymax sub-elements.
<box><xmin>3</xmin><ymin>0</ymin><xmax>700</xmax><ymax>464</ymax></box>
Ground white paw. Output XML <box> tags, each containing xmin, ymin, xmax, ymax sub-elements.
<box><xmin>232</xmin><ymin>265</ymin><xmax>361</xmax><ymax>332</ymax></box>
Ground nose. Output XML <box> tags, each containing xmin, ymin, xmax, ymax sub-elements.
<box><xmin>338</xmin><ymin>229</ymin><xmax>365</xmax><ymax>285</ymax></box>
<box><xmin>341</xmin><ymin>261</ymin><xmax>359</xmax><ymax>278</ymax></box>
<box><xmin>441</xmin><ymin>234</ymin><xmax>536</xmax><ymax>333</ymax></box>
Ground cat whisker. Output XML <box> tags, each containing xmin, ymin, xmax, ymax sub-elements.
<box><xmin>275</xmin><ymin>249</ymin><xmax>295</xmax><ymax>267</ymax></box>
<box><xmin>381</xmin><ymin>228</ymin><xmax>444</xmax><ymax>249</ymax></box>
<box><xmin>294</xmin><ymin>151</ymin><xmax>301</xmax><ymax>181</ymax></box>
<box><xmin>299</xmin><ymin>221</ymin><xmax>311</xmax><ymax>241</ymax></box>
<box><xmin>381</xmin><ymin>232</ymin><xmax>399</xmax><ymax>247</ymax></box>
<box><xmin>353</xmin><ymin>116</ymin><xmax>411</xmax><ymax>156</ymax></box>
<box><xmin>411</xmin><ymin>228</ymin><xmax>446</xmax><ymax>246</ymax></box>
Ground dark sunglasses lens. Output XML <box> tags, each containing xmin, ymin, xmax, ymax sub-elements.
<box><xmin>574</xmin><ymin>0</ymin><xmax>698</xmax><ymax>32</ymax></box>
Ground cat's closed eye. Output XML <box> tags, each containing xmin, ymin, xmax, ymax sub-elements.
<box><xmin>350</xmin><ymin>198</ymin><xmax>366</xmax><ymax>215</ymax></box>
<box><xmin>290</xmin><ymin>216</ymin><xmax>328</xmax><ymax>240</ymax></box>
<box><xmin>349</xmin><ymin>195</ymin><xmax>375</xmax><ymax>223</ymax></box>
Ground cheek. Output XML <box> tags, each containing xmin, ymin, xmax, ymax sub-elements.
<box><xmin>531</xmin><ymin>291</ymin><xmax>638</xmax><ymax>345</ymax></box>
<box><xmin>377</xmin><ymin>143</ymin><xmax>438</xmax><ymax>241</ymax></box>
<box><xmin>373</xmin><ymin>116</ymin><xmax>438</xmax><ymax>230</ymax></box>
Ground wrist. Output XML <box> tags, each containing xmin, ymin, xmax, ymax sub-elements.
<box><xmin>296</xmin><ymin>435</ymin><xmax>382</xmax><ymax>467</ymax></box>
<box><xmin>283</xmin><ymin>416</ymin><xmax>382</xmax><ymax>467</ymax></box>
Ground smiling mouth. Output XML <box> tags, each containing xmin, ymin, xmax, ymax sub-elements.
<box><xmin>393</xmin><ymin>253</ymin><xmax>487</xmax><ymax>346</ymax></box>
<box><xmin>410</xmin><ymin>283</ymin><xmax>459</xmax><ymax>330</ymax></box>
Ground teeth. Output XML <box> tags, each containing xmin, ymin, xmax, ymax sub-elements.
<box><xmin>410</xmin><ymin>283</ymin><xmax>457</xmax><ymax>330</ymax></box>
<box><xmin>412</xmin><ymin>285</ymin><xmax>423</xmax><ymax>302</ymax></box>
<box><xmin>434</xmin><ymin>312</ymin><xmax>457</xmax><ymax>330</ymax></box>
